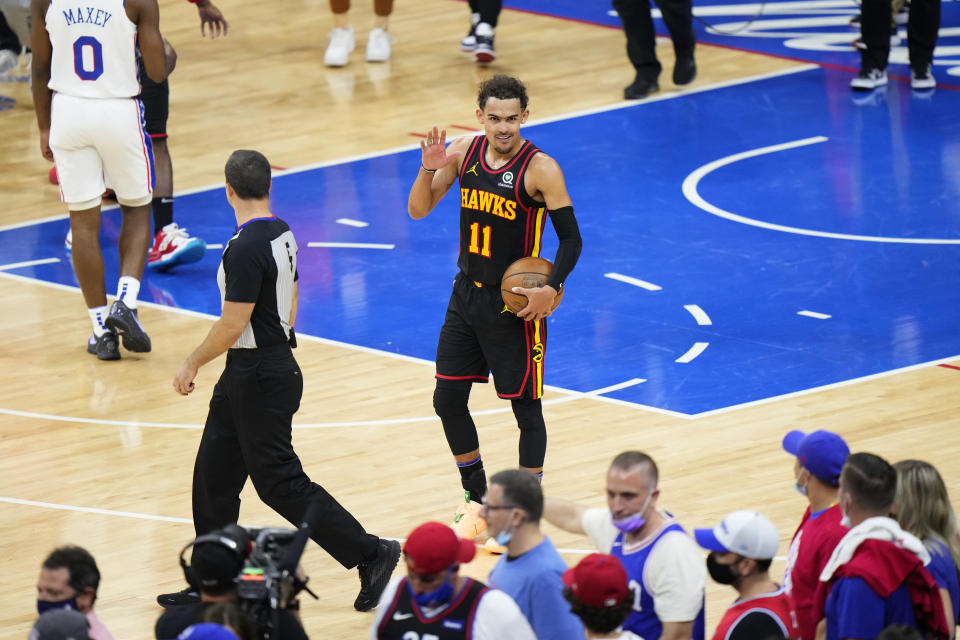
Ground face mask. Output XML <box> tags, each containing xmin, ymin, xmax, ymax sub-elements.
<box><xmin>706</xmin><ymin>553</ymin><xmax>741</xmax><ymax>585</ymax></box>
<box><xmin>410</xmin><ymin>570</ymin><xmax>455</xmax><ymax>608</ymax></box>
<box><xmin>37</xmin><ymin>597</ymin><xmax>78</xmax><ymax>615</ymax></box>
<box><xmin>495</xmin><ymin>528</ymin><xmax>514</xmax><ymax>546</ymax></box>
<box><xmin>793</xmin><ymin>471</ymin><xmax>808</xmax><ymax>497</ymax></box>
<box><xmin>840</xmin><ymin>508</ymin><xmax>851</xmax><ymax>528</ymax></box>
<box><xmin>612</xmin><ymin>491</ymin><xmax>653</xmax><ymax>533</ymax></box>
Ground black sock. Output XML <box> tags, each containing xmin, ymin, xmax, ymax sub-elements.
<box><xmin>457</xmin><ymin>459</ymin><xmax>486</xmax><ymax>503</ymax></box>
<box><xmin>152</xmin><ymin>196</ymin><xmax>174</xmax><ymax>233</ymax></box>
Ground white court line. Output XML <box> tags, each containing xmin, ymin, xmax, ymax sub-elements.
<box><xmin>206</xmin><ymin>243</ymin><xmax>223</xmax><ymax>250</ymax></box>
<box><xmin>336</xmin><ymin>218</ymin><xmax>369</xmax><ymax>228</ymax></box>
<box><xmin>0</xmin><ymin>63</ymin><xmax>818</xmax><ymax>238</ymax></box>
<box><xmin>307</xmin><ymin>242</ymin><xmax>395</xmax><ymax>250</ymax></box>
<box><xmin>676</xmin><ymin>342</ymin><xmax>710</xmax><ymax>363</ymax></box>
<box><xmin>682</xmin><ymin>137</ymin><xmax>960</xmax><ymax>244</ymax></box>
<box><xmin>684</xmin><ymin>304</ymin><xmax>712</xmax><ymax>326</ymax></box>
<box><xmin>0</xmin><ymin>496</ymin><xmax>192</xmax><ymax>524</ymax></box>
<box><xmin>0</xmin><ymin>257</ymin><xmax>60</xmax><ymax>271</ymax></box>
<box><xmin>0</xmin><ymin>378</ymin><xmax>649</xmax><ymax>430</ymax></box>
<box><xmin>605</xmin><ymin>272</ymin><xmax>662</xmax><ymax>291</ymax></box>
<box><xmin>798</xmin><ymin>310</ymin><xmax>832</xmax><ymax>319</ymax></box>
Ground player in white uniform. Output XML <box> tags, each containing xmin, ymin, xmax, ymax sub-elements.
<box><xmin>31</xmin><ymin>0</ymin><xmax>168</xmax><ymax>359</ymax></box>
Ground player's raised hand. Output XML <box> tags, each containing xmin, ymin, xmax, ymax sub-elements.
<box><xmin>420</xmin><ymin>126</ymin><xmax>460</xmax><ymax>172</ymax></box>
<box><xmin>197</xmin><ymin>0</ymin><xmax>229</xmax><ymax>38</ymax></box>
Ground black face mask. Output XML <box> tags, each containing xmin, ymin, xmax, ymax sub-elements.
<box><xmin>706</xmin><ymin>553</ymin><xmax>741</xmax><ymax>585</ymax></box>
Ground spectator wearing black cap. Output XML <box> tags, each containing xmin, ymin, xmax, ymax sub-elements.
<box><xmin>370</xmin><ymin>521</ymin><xmax>535</xmax><ymax>640</ymax></box>
<box><xmin>29</xmin><ymin>609</ymin><xmax>90</xmax><ymax>640</ymax></box>
<box><xmin>563</xmin><ymin>553</ymin><xmax>641</xmax><ymax>639</ymax></box>
<box><xmin>694</xmin><ymin>511</ymin><xmax>799</xmax><ymax>640</ymax></box>
<box><xmin>813</xmin><ymin>452</ymin><xmax>950</xmax><ymax>640</ymax></box>
<box><xmin>36</xmin><ymin>546</ymin><xmax>112</xmax><ymax>640</ymax></box>
<box><xmin>780</xmin><ymin>429</ymin><xmax>850</xmax><ymax>640</ymax></box>
<box><xmin>155</xmin><ymin>528</ymin><xmax>307</xmax><ymax>640</ymax></box>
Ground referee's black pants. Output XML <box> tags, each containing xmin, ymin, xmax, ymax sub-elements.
<box><xmin>860</xmin><ymin>0</ymin><xmax>940</xmax><ymax>71</ymax></box>
<box><xmin>613</xmin><ymin>0</ymin><xmax>696</xmax><ymax>83</ymax></box>
<box><xmin>192</xmin><ymin>344</ymin><xmax>380</xmax><ymax>569</ymax></box>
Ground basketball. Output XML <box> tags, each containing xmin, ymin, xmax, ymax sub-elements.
<box><xmin>501</xmin><ymin>256</ymin><xmax>564</xmax><ymax>314</ymax></box>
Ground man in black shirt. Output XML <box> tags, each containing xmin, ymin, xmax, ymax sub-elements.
<box><xmin>155</xmin><ymin>529</ymin><xmax>307</xmax><ymax>640</ymax></box>
<box><xmin>166</xmin><ymin>149</ymin><xmax>400</xmax><ymax>612</ymax></box>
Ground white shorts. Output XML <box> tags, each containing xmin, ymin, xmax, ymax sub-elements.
<box><xmin>49</xmin><ymin>93</ymin><xmax>154</xmax><ymax>210</ymax></box>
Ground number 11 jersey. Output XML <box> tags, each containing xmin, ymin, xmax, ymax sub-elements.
<box><xmin>457</xmin><ymin>136</ymin><xmax>548</xmax><ymax>286</ymax></box>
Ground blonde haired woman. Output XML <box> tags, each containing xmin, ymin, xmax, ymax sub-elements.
<box><xmin>894</xmin><ymin>460</ymin><xmax>960</xmax><ymax>639</ymax></box>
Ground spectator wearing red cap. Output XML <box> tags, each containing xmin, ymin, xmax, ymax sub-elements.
<box><xmin>370</xmin><ymin>522</ymin><xmax>535</xmax><ymax>640</ymax></box>
<box><xmin>694</xmin><ymin>511</ymin><xmax>799</xmax><ymax>640</ymax></box>
<box><xmin>780</xmin><ymin>429</ymin><xmax>850</xmax><ymax>640</ymax></box>
<box><xmin>544</xmin><ymin>451</ymin><xmax>706</xmax><ymax>640</ymax></box>
<box><xmin>483</xmin><ymin>469</ymin><xmax>585</xmax><ymax>639</ymax></box>
<box><xmin>563</xmin><ymin>554</ymin><xmax>641</xmax><ymax>639</ymax></box>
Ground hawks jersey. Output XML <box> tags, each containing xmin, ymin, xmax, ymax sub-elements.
<box><xmin>377</xmin><ymin>577</ymin><xmax>489</xmax><ymax>639</ymax></box>
<box><xmin>457</xmin><ymin>136</ymin><xmax>548</xmax><ymax>286</ymax></box>
<box><xmin>47</xmin><ymin>0</ymin><xmax>140</xmax><ymax>99</ymax></box>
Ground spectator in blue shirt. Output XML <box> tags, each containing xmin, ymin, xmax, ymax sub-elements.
<box><xmin>483</xmin><ymin>469</ymin><xmax>586</xmax><ymax>640</ymax></box>
<box><xmin>814</xmin><ymin>452</ymin><xmax>949</xmax><ymax>640</ymax></box>
<box><xmin>894</xmin><ymin>459</ymin><xmax>960</xmax><ymax>638</ymax></box>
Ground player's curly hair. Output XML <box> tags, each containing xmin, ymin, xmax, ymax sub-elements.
<box><xmin>563</xmin><ymin>586</ymin><xmax>635</xmax><ymax>634</ymax></box>
<box><xmin>477</xmin><ymin>75</ymin><xmax>529</xmax><ymax>111</ymax></box>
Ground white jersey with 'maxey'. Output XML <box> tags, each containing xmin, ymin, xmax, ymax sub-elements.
<box><xmin>46</xmin><ymin>0</ymin><xmax>139</xmax><ymax>98</ymax></box>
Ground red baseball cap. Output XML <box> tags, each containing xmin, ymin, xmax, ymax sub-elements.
<box><xmin>563</xmin><ymin>553</ymin><xmax>629</xmax><ymax>608</ymax></box>
<box><xmin>403</xmin><ymin>522</ymin><xmax>476</xmax><ymax>575</ymax></box>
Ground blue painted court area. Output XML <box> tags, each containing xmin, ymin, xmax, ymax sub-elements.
<box><xmin>505</xmin><ymin>0</ymin><xmax>960</xmax><ymax>81</ymax></box>
<box><xmin>3</xmin><ymin>66</ymin><xmax>960</xmax><ymax>415</ymax></box>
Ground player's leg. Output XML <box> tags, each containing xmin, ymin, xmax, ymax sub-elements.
<box><xmin>0</xmin><ymin>10</ymin><xmax>20</xmax><ymax>74</ymax></box>
<box><xmin>141</xmin><ymin>64</ymin><xmax>207</xmax><ymax>271</ymax></box>
<box><xmin>652</xmin><ymin>0</ymin><xmax>696</xmax><ymax>84</ymax></box>
<box><xmin>473</xmin><ymin>0</ymin><xmax>501</xmax><ymax>62</ymax></box>
<box><xmin>461</xmin><ymin>0</ymin><xmax>481</xmax><ymax>51</ymax></box>
<box><xmin>512</xmin><ymin>397</ymin><xmax>546</xmax><ymax>479</ymax></box>
<box><xmin>612</xmin><ymin>0</ymin><xmax>662</xmax><ymax>99</ymax></box>
<box><xmin>853</xmin><ymin>0</ymin><xmax>893</xmax><ymax>88</ymax></box>
<box><xmin>49</xmin><ymin>93</ymin><xmax>120</xmax><ymax>360</ymax></box>
<box><xmin>906</xmin><ymin>0</ymin><xmax>939</xmax><ymax>88</ymax></box>
<box><xmin>100</xmin><ymin>98</ymin><xmax>154</xmax><ymax>352</ymax></box>
<box><xmin>365</xmin><ymin>0</ymin><xmax>392</xmax><ymax>62</ymax></box>
<box><xmin>324</xmin><ymin>0</ymin><xmax>355</xmax><ymax>67</ymax></box>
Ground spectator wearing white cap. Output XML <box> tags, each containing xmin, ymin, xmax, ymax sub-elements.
<box><xmin>544</xmin><ymin>451</ymin><xmax>706</xmax><ymax>640</ymax></box>
<box><xmin>562</xmin><ymin>553</ymin><xmax>642</xmax><ymax>639</ymax></box>
<box><xmin>781</xmin><ymin>429</ymin><xmax>850</xmax><ymax>640</ymax></box>
<box><xmin>694</xmin><ymin>511</ymin><xmax>799</xmax><ymax>640</ymax></box>
<box><xmin>370</xmin><ymin>522</ymin><xmax>535</xmax><ymax>640</ymax></box>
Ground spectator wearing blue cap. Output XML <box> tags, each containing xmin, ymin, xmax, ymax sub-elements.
<box><xmin>177</xmin><ymin>623</ymin><xmax>239</xmax><ymax>640</ymax></box>
<box><xmin>780</xmin><ymin>429</ymin><xmax>850</xmax><ymax>640</ymax></box>
<box><xmin>694</xmin><ymin>511</ymin><xmax>799</xmax><ymax>640</ymax></box>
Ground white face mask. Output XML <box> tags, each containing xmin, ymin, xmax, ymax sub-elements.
<box><xmin>793</xmin><ymin>469</ymin><xmax>808</xmax><ymax>497</ymax></box>
<box><xmin>839</xmin><ymin>496</ymin><xmax>852</xmax><ymax>528</ymax></box>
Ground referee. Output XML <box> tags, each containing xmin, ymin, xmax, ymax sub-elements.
<box><xmin>169</xmin><ymin>150</ymin><xmax>400</xmax><ymax>612</ymax></box>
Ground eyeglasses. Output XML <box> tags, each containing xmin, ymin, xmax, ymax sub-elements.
<box><xmin>480</xmin><ymin>503</ymin><xmax>519</xmax><ymax>511</ymax></box>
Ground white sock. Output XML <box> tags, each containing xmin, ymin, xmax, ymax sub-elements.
<box><xmin>89</xmin><ymin>306</ymin><xmax>108</xmax><ymax>337</ymax></box>
<box><xmin>116</xmin><ymin>276</ymin><xmax>141</xmax><ymax>309</ymax></box>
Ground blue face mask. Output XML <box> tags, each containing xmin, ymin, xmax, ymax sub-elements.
<box><xmin>612</xmin><ymin>491</ymin><xmax>653</xmax><ymax>533</ymax></box>
<box><xmin>495</xmin><ymin>528</ymin><xmax>514</xmax><ymax>546</ymax></box>
<box><xmin>37</xmin><ymin>597</ymin><xmax>78</xmax><ymax>615</ymax></box>
<box><xmin>410</xmin><ymin>570</ymin><xmax>455</xmax><ymax>608</ymax></box>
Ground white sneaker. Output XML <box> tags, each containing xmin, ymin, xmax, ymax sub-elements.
<box><xmin>461</xmin><ymin>12</ymin><xmax>481</xmax><ymax>51</ymax></box>
<box><xmin>365</xmin><ymin>27</ymin><xmax>391</xmax><ymax>62</ymax></box>
<box><xmin>911</xmin><ymin>65</ymin><xmax>935</xmax><ymax>90</ymax></box>
<box><xmin>474</xmin><ymin>22</ymin><xmax>495</xmax><ymax>63</ymax></box>
<box><xmin>850</xmin><ymin>68</ymin><xmax>887</xmax><ymax>91</ymax></box>
<box><xmin>324</xmin><ymin>26</ymin><xmax>355</xmax><ymax>67</ymax></box>
<box><xmin>0</xmin><ymin>49</ymin><xmax>18</xmax><ymax>75</ymax></box>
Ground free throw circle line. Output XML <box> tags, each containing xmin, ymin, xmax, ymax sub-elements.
<box><xmin>682</xmin><ymin>136</ymin><xmax>960</xmax><ymax>244</ymax></box>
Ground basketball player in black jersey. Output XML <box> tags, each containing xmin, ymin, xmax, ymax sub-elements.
<box><xmin>407</xmin><ymin>75</ymin><xmax>582</xmax><ymax>541</ymax></box>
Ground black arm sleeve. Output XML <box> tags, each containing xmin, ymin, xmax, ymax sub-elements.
<box><xmin>545</xmin><ymin>205</ymin><xmax>582</xmax><ymax>291</ymax></box>
<box><xmin>727</xmin><ymin>611</ymin><xmax>787</xmax><ymax>640</ymax></box>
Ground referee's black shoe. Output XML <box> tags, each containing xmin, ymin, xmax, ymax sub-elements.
<box><xmin>104</xmin><ymin>300</ymin><xmax>152</xmax><ymax>352</ymax></box>
<box><xmin>156</xmin><ymin>587</ymin><xmax>200</xmax><ymax>608</ymax></box>
<box><xmin>354</xmin><ymin>539</ymin><xmax>401</xmax><ymax>611</ymax></box>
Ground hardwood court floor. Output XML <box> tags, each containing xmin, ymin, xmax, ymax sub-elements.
<box><xmin>2</xmin><ymin>0</ymin><xmax>957</xmax><ymax>638</ymax></box>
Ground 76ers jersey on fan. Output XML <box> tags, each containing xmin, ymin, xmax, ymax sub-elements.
<box><xmin>47</xmin><ymin>0</ymin><xmax>140</xmax><ymax>98</ymax></box>
<box><xmin>457</xmin><ymin>136</ymin><xmax>549</xmax><ymax>286</ymax></box>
